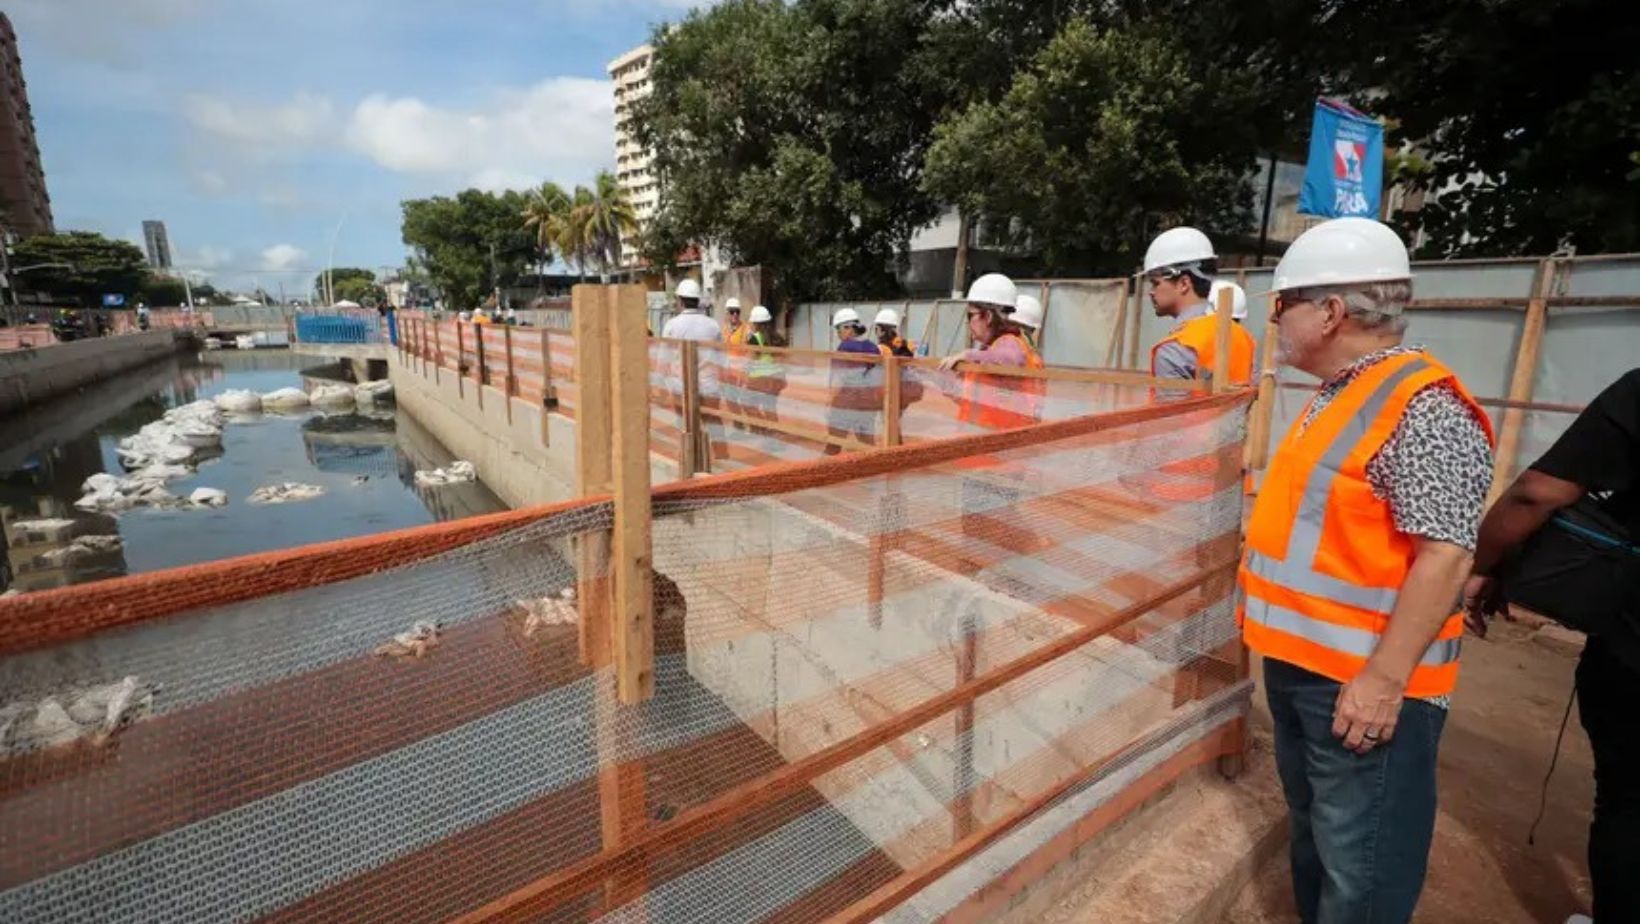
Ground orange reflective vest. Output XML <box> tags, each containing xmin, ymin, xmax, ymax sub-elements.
<box><xmin>958</xmin><ymin>334</ymin><xmax>1046</xmax><ymax>429</ymax></box>
<box><xmin>1239</xmin><ymin>352</ymin><xmax>1495</xmax><ymax>698</ymax></box>
<box><xmin>1150</xmin><ymin>313</ymin><xmax>1257</xmax><ymax>386</ymax></box>
<box><xmin>727</xmin><ymin>323</ymin><xmax>749</xmax><ymax>346</ymax></box>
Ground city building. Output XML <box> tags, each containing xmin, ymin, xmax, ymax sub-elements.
<box><xmin>142</xmin><ymin>220</ymin><xmax>173</xmax><ymax>270</ymax></box>
<box><xmin>0</xmin><ymin>13</ymin><xmax>53</xmax><ymax>237</ymax></box>
<box><xmin>608</xmin><ymin>43</ymin><xmax>657</xmax><ymax>271</ymax></box>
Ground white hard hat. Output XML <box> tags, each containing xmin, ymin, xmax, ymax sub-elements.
<box><xmin>965</xmin><ymin>273</ymin><xmax>1018</xmax><ymax>311</ymax></box>
<box><xmin>873</xmin><ymin>308</ymin><xmax>901</xmax><ymax>328</ymax></box>
<box><xmin>1271</xmin><ymin>218</ymin><xmax>1411</xmax><ymax>294</ymax></box>
<box><xmin>1143</xmin><ymin>227</ymin><xmax>1216</xmax><ymax>274</ymax></box>
<box><xmin>675</xmin><ymin>278</ymin><xmax>702</xmax><ymax>300</ymax></box>
<box><xmin>1209</xmin><ymin>280</ymin><xmax>1248</xmax><ymax>321</ymax></box>
<box><xmin>832</xmin><ymin>307</ymin><xmax>861</xmax><ymax>327</ymax></box>
<box><xmin>1012</xmin><ymin>294</ymin><xmax>1043</xmax><ymax>330</ymax></box>
<box><xmin>725</xmin><ymin>297</ymin><xmax>742</xmax><ymax>310</ymax></box>
<box><xmin>749</xmin><ymin>305</ymin><xmax>772</xmax><ymax>323</ymax></box>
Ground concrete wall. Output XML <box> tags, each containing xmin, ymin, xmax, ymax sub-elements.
<box><xmin>0</xmin><ymin>331</ymin><xmax>187</xmax><ymax>417</ymax></box>
<box><xmin>388</xmin><ymin>352</ymin><xmax>679</xmax><ymax>509</ymax></box>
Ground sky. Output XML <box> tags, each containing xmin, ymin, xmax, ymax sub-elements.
<box><xmin>8</xmin><ymin>0</ymin><xmax>699</xmax><ymax>295</ymax></box>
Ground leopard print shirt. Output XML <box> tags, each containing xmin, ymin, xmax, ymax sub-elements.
<box><xmin>1299</xmin><ymin>347</ymin><xmax>1494</xmax><ymax>709</ymax></box>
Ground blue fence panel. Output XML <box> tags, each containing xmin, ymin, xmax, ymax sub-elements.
<box><xmin>295</xmin><ymin>315</ymin><xmax>375</xmax><ymax>344</ymax></box>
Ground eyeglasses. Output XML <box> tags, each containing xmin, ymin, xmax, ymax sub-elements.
<box><xmin>1272</xmin><ymin>293</ymin><xmax>1317</xmax><ymax>321</ymax></box>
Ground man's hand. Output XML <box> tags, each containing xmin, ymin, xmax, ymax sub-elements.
<box><xmin>938</xmin><ymin>353</ymin><xmax>965</xmax><ymax>372</ymax></box>
<box><xmin>1462</xmin><ymin>574</ymin><xmax>1508</xmax><ymax>638</ymax></box>
<box><xmin>1333</xmin><ymin>663</ymin><xmax>1405</xmax><ymax>754</ymax></box>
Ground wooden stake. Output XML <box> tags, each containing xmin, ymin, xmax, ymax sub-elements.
<box><xmin>539</xmin><ymin>329</ymin><xmax>552</xmax><ymax>447</ymax></box>
<box><xmin>503</xmin><ymin>323</ymin><xmax>515</xmax><ymax>424</ymax></box>
<box><xmin>1212</xmin><ymin>284</ymin><xmax>1235</xmax><ymax>394</ymax></box>
<box><xmin>454</xmin><ymin>322</ymin><xmax>465</xmax><ymax>399</ymax></box>
<box><xmin>608</xmin><ymin>284</ymin><xmax>655</xmax><ymax>705</ymax></box>
<box><xmin>1107</xmin><ymin>280</ymin><xmax>1129</xmax><ymax>369</ymax></box>
<box><xmin>882</xmin><ymin>354</ymin><xmax>903</xmax><ymax>447</ymax></box>
<box><xmin>1245</xmin><ymin>317</ymin><xmax>1280</xmax><ymax>474</ymax></box>
<box><xmin>573</xmin><ymin>286</ymin><xmax>614</xmax><ymax>668</ymax></box>
<box><xmin>1490</xmin><ymin>258</ymin><xmax>1558</xmax><ymax>501</ymax></box>
<box><xmin>679</xmin><ymin>341</ymin><xmax>701</xmax><ymax>478</ymax></box>
<box><xmin>474</xmin><ymin>325</ymin><xmax>486</xmax><ymax>412</ymax></box>
<box><xmin>1126</xmin><ymin>273</ymin><xmax>1145</xmax><ymax>370</ymax></box>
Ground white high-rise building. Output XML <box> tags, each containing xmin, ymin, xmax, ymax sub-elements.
<box><xmin>608</xmin><ymin>43</ymin><xmax>657</xmax><ymax>270</ymax></box>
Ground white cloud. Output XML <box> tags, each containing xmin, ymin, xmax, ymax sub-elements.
<box><xmin>9</xmin><ymin>0</ymin><xmax>208</xmax><ymax>67</ymax></box>
<box><xmin>260</xmin><ymin>244</ymin><xmax>309</xmax><ymax>272</ymax></box>
<box><xmin>184</xmin><ymin>92</ymin><xmax>337</xmax><ymax>147</ymax></box>
<box><xmin>191</xmin><ymin>169</ymin><xmax>230</xmax><ymax>195</ymax></box>
<box><xmin>345</xmin><ymin>77</ymin><xmax>614</xmax><ymax>188</ymax></box>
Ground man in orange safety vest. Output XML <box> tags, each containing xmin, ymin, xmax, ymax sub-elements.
<box><xmin>1242</xmin><ymin>217</ymin><xmax>1495</xmax><ymax>923</ymax></box>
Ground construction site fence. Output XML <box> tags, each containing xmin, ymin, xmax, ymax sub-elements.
<box><xmin>0</xmin><ymin>384</ymin><xmax>1252</xmax><ymax>924</ymax></box>
<box><xmin>394</xmin><ymin>316</ymin><xmax>1202</xmax><ymax>475</ymax></box>
<box><xmin>795</xmin><ymin>253</ymin><xmax>1640</xmax><ymax>487</ymax></box>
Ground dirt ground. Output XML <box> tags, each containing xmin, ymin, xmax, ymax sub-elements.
<box><xmin>1225</xmin><ymin>618</ymin><xmax>1596</xmax><ymax>924</ymax></box>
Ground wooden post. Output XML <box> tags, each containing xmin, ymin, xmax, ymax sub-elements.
<box><xmin>1107</xmin><ymin>279</ymin><xmax>1129</xmax><ymax>369</ymax></box>
<box><xmin>454</xmin><ymin>321</ymin><xmax>464</xmax><ymax>399</ymax></box>
<box><xmin>609</xmin><ymin>284</ymin><xmax>655</xmax><ymax>704</ymax></box>
<box><xmin>679</xmin><ymin>341</ymin><xmax>702</xmax><ymax>477</ymax></box>
<box><xmin>539</xmin><ymin>329</ymin><xmax>553</xmax><ymax>448</ymax></box>
<box><xmin>474</xmin><ymin>325</ymin><xmax>487</xmax><ymax>412</ymax></box>
<box><xmin>882</xmin><ymin>354</ymin><xmax>903</xmax><ymax>448</ymax></box>
<box><xmin>1489</xmin><ymin>258</ymin><xmax>1558</xmax><ymax>501</ymax></box>
<box><xmin>503</xmin><ymin>323</ymin><xmax>516</xmax><ymax>424</ymax></box>
<box><xmin>1245</xmin><ymin>317</ymin><xmax>1280</xmax><ymax>474</ymax></box>
<box><xmin>574</xmin><ymin>286</ymin><xmax>614</xmax><ymax>668</ymax></box>
<box><xmin>1126</xmin><ymin>272</ymin><xmax>1145</xmax><ymax>370</ymax></box>
<box><xmin>1212</xmin><ymin>285</ymin><xmax>1235</xmax><ymax>394</ymax></box>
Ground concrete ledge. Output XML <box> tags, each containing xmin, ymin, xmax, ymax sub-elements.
<box><xmin>291</xmin><ymin>343</ymin><xmax>390</xmax><ymax>361</ymax></box>
<box><xmin>0</xmin><ymin>331</ymin><xmax>188</xmax><ymax>417</ymax></box>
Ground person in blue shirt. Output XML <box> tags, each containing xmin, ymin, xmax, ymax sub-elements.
<box><xmin>827</xmin><ymin>307</ymin><xmax>882</xmax><ymax>454</ymax></box>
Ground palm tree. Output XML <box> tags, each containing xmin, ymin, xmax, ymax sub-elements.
<box><xmin>521</xmin><ymin>181</ymin><xmax>570</xmax><ymax>291</ymax></box>
<box><xmin>561</xmin><ymin>185</ymin><xmax>597</xmax><ymax>282</ymax></box>
<box><xmin>584</xmin><ymin>171</ymin><xmax>639</xmax><ymax>282</ymax></box>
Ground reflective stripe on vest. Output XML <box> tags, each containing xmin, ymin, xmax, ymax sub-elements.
<box><xmin>1238</xmin><ymin>352</ymin><xmax>1490</xmax><ymax>697</ymax></box>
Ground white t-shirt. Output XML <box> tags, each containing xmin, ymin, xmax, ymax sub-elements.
<box><xmin>660</xmin><ymin>310</ymin><xmax>722</xmax><ymax>342</ymax></box>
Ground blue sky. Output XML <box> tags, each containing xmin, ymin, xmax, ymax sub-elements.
<box><xmin>9</xmin><ymin>0</ymin><xmax>696</xmax><ymax>295</ymax></box>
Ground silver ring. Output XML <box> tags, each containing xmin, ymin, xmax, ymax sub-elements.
<box><xmin>1363</xmin><ymin>731</ymin><xmax>1381</xmax><ymax>741</ymax></box>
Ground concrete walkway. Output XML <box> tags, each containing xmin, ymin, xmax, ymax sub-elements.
<box><xmin>1225</xmin><ymin>620</ymin><xmax>1595</xmax><ymax>923</ymax></box>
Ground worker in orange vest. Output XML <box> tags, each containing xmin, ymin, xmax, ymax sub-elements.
<box><xmin>938</xmin><ymin>273</ymin><xmax>1045</xmax><ymax>429</ymax></box>
<box><xmin>724</xmin><ymin>298</ymin><xmax>749</xmax><ymax>345</ymax></box>
<box><xmin>1145</xmin><ymin>227</ymin><xmax>1256</xmax><ymax>389</ymax></box>
<box><xmin>1241</xmin><ymin>217</ymin><xmax>1496</xmax><ymax>924</ymax></box>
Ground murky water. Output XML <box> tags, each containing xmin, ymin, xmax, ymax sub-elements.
<box><xmin>0</xmin><ymin>349</ymin><xmax>507</xmax><ymax>594</ymax></box>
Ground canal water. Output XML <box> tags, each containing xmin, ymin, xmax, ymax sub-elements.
<box><xmin>0</xmin><ymin>349</ymin><xmax>508</xmax><ymax>594</ymax></box>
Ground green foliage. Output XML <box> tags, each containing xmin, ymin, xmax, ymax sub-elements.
<box><xmin>923</xmin><ymin>19</ymin><xmax>1263</xmax><ymax>273</ymax></box>
<box><xmin>400</xmin><ymin>189</ymin><xmax>534</xmax><ymax>310</ymax></box>
<box><xmin>521</xmin><ymin>181</ymin><xmax>571</xmax><ymax>273</ymax></box>
<box><xmin>8</xmin><ymin>231</ymin><xmax>148</xmax><ymax>307</ymax></box>
<box><xmin>634</xmin><ymin>0</ymin><xmax>945</xmax><ymax>302</ymax></box>
<box><xmin>584</xmin><ymin>170</ymin><xmax>638</xmax><ymax>280</ymax></box>
<box><xmin>312</xmin><ymin>267</ymin><xmax>374</xmax><ymax>302</ymax></box>
<box><xmin>137</xmin><ymin>274</ymin><xmax>189</xmax><ymax>306</ymax></box>
<box><xmin>1328</xmin><ymin>0</ymin><xmax>1640</xmax><ymax>256</ymax></box>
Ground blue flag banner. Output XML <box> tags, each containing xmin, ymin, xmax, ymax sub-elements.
<box><xmin>102</xmin><ymin>293</ymin><xmax>126</xmax><ymax>307</ymax></box>
<box><xmin>1298</xmin><ymin>99</ymin><xmax>1384</xmax><ymax>219</ymax></box>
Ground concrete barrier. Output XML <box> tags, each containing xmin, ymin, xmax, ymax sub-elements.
<box><xmin>0</xmin><ymin>331</ymin><xmax>188</xmax><ymax>417</ymax></box>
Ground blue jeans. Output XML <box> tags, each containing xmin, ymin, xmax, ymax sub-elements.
<box><xmin>1265</xmin><ymin>657</ymin><xmax>1447</xmax><ymax>924</ymax></box>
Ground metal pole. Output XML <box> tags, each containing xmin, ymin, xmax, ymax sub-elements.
<box><xmin>1255</xmin><ymin>154</ymin><xmax>1278</xmax><ymax>265</ymax></box>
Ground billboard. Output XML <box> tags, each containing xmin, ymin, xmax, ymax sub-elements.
<box><xmin>1299</xmin><ymin>98</ymin><xmax>1385</xmax><ymax>219</ymax></box>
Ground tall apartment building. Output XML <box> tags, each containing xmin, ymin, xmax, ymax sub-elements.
<box><xmin>608</xmin><ymin>43</ymin><xmax>657</xmax><ymax>270</ymax></box>
<box><xmin>142</xmin><ymin>220</ymin><xmax>173</xmax><ymax>269</ymax></box>
<box><xmin>0</xmin><ymin>13</ymin><xmax>53</xmax><ymax>237</ymax></box>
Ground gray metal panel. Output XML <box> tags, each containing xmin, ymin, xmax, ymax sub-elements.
<box><xmin>1412</xmin><ymin>260</ymin><xmax>1538</xmax><ymax>299</ymax></box>
<box><xmin>1402</xmin><ymin>309</ymin><xmax>1522</xmax><ymax>398</ymax></box>
<box><xmin>1564</xmin><ymin>258</ymin><xmax>1640</xmax><ymax>298</ymax></box>
<box><xmin>1039</xmin><ymin>282</ymin><xmax>1122</xmax><ymax>367</ymax></box>
<box><xmin>1537</xmin><ymin>307</ymin><xmax>1640</xmax><ymax>404</ymax></box>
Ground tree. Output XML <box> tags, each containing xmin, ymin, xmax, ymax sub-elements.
<box><xmin>400</xmin><ymin>189</ymin><xmax>535</xmax><ymax>310</ymax></box>
<box><xmin>8</xmin><ymin>232</ymin><xmax>147</xmax><ymax>307</ymax></box>
<box><xmin>137</xmin><ymin>274</ymin><xmax>189</xmax><ymax>306</ymax></box>
<box><xmin>922</xmin><ymin>18</ymin><xmax>1264</xmax><ymax>274</ymax></box>
<box><xmin>1320</xmin><ymin>0</ymin><xmax>1640</xmax><ymax>256</ymax></box>
<box><xmin>520</xmin><ymin>181</ymin><xmax>571</xmax><ymax>286</ymax></box>
<box><xmin>312</xmin><ymin>267</ymin><xmax>381</xmax><ymax>304</ymax></box>
<box><xmin>633</xmin><ymin>0</ymin><xmax>947</xmax><ymax>303</ymax></box>
<box><xmin>585</xmin><ymin>170</ymin><xmax>639</xmax><ymax>281</ymax></box>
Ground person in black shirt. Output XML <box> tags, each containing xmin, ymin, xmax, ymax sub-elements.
<box><xmin>1466</xmin><ymin>368</ymin><xmax>1640</xmax><ymax>924</ymax></box>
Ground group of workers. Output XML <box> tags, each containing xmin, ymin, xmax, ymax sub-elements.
<box><xmin>455</xmin><ymin>306</ymin><xmax>518</xmax><ymax>325</ymax></box>
<box><xmin>647</xmin><ymin>214</ymin><xmax>1635</xmax><ymax>924</ymax></box>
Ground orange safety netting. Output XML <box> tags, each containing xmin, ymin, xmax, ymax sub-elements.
<box><xmin>0</xmin><ymin>389</ymin><xmax>1252</xmax><ymax>924</ymax></box>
